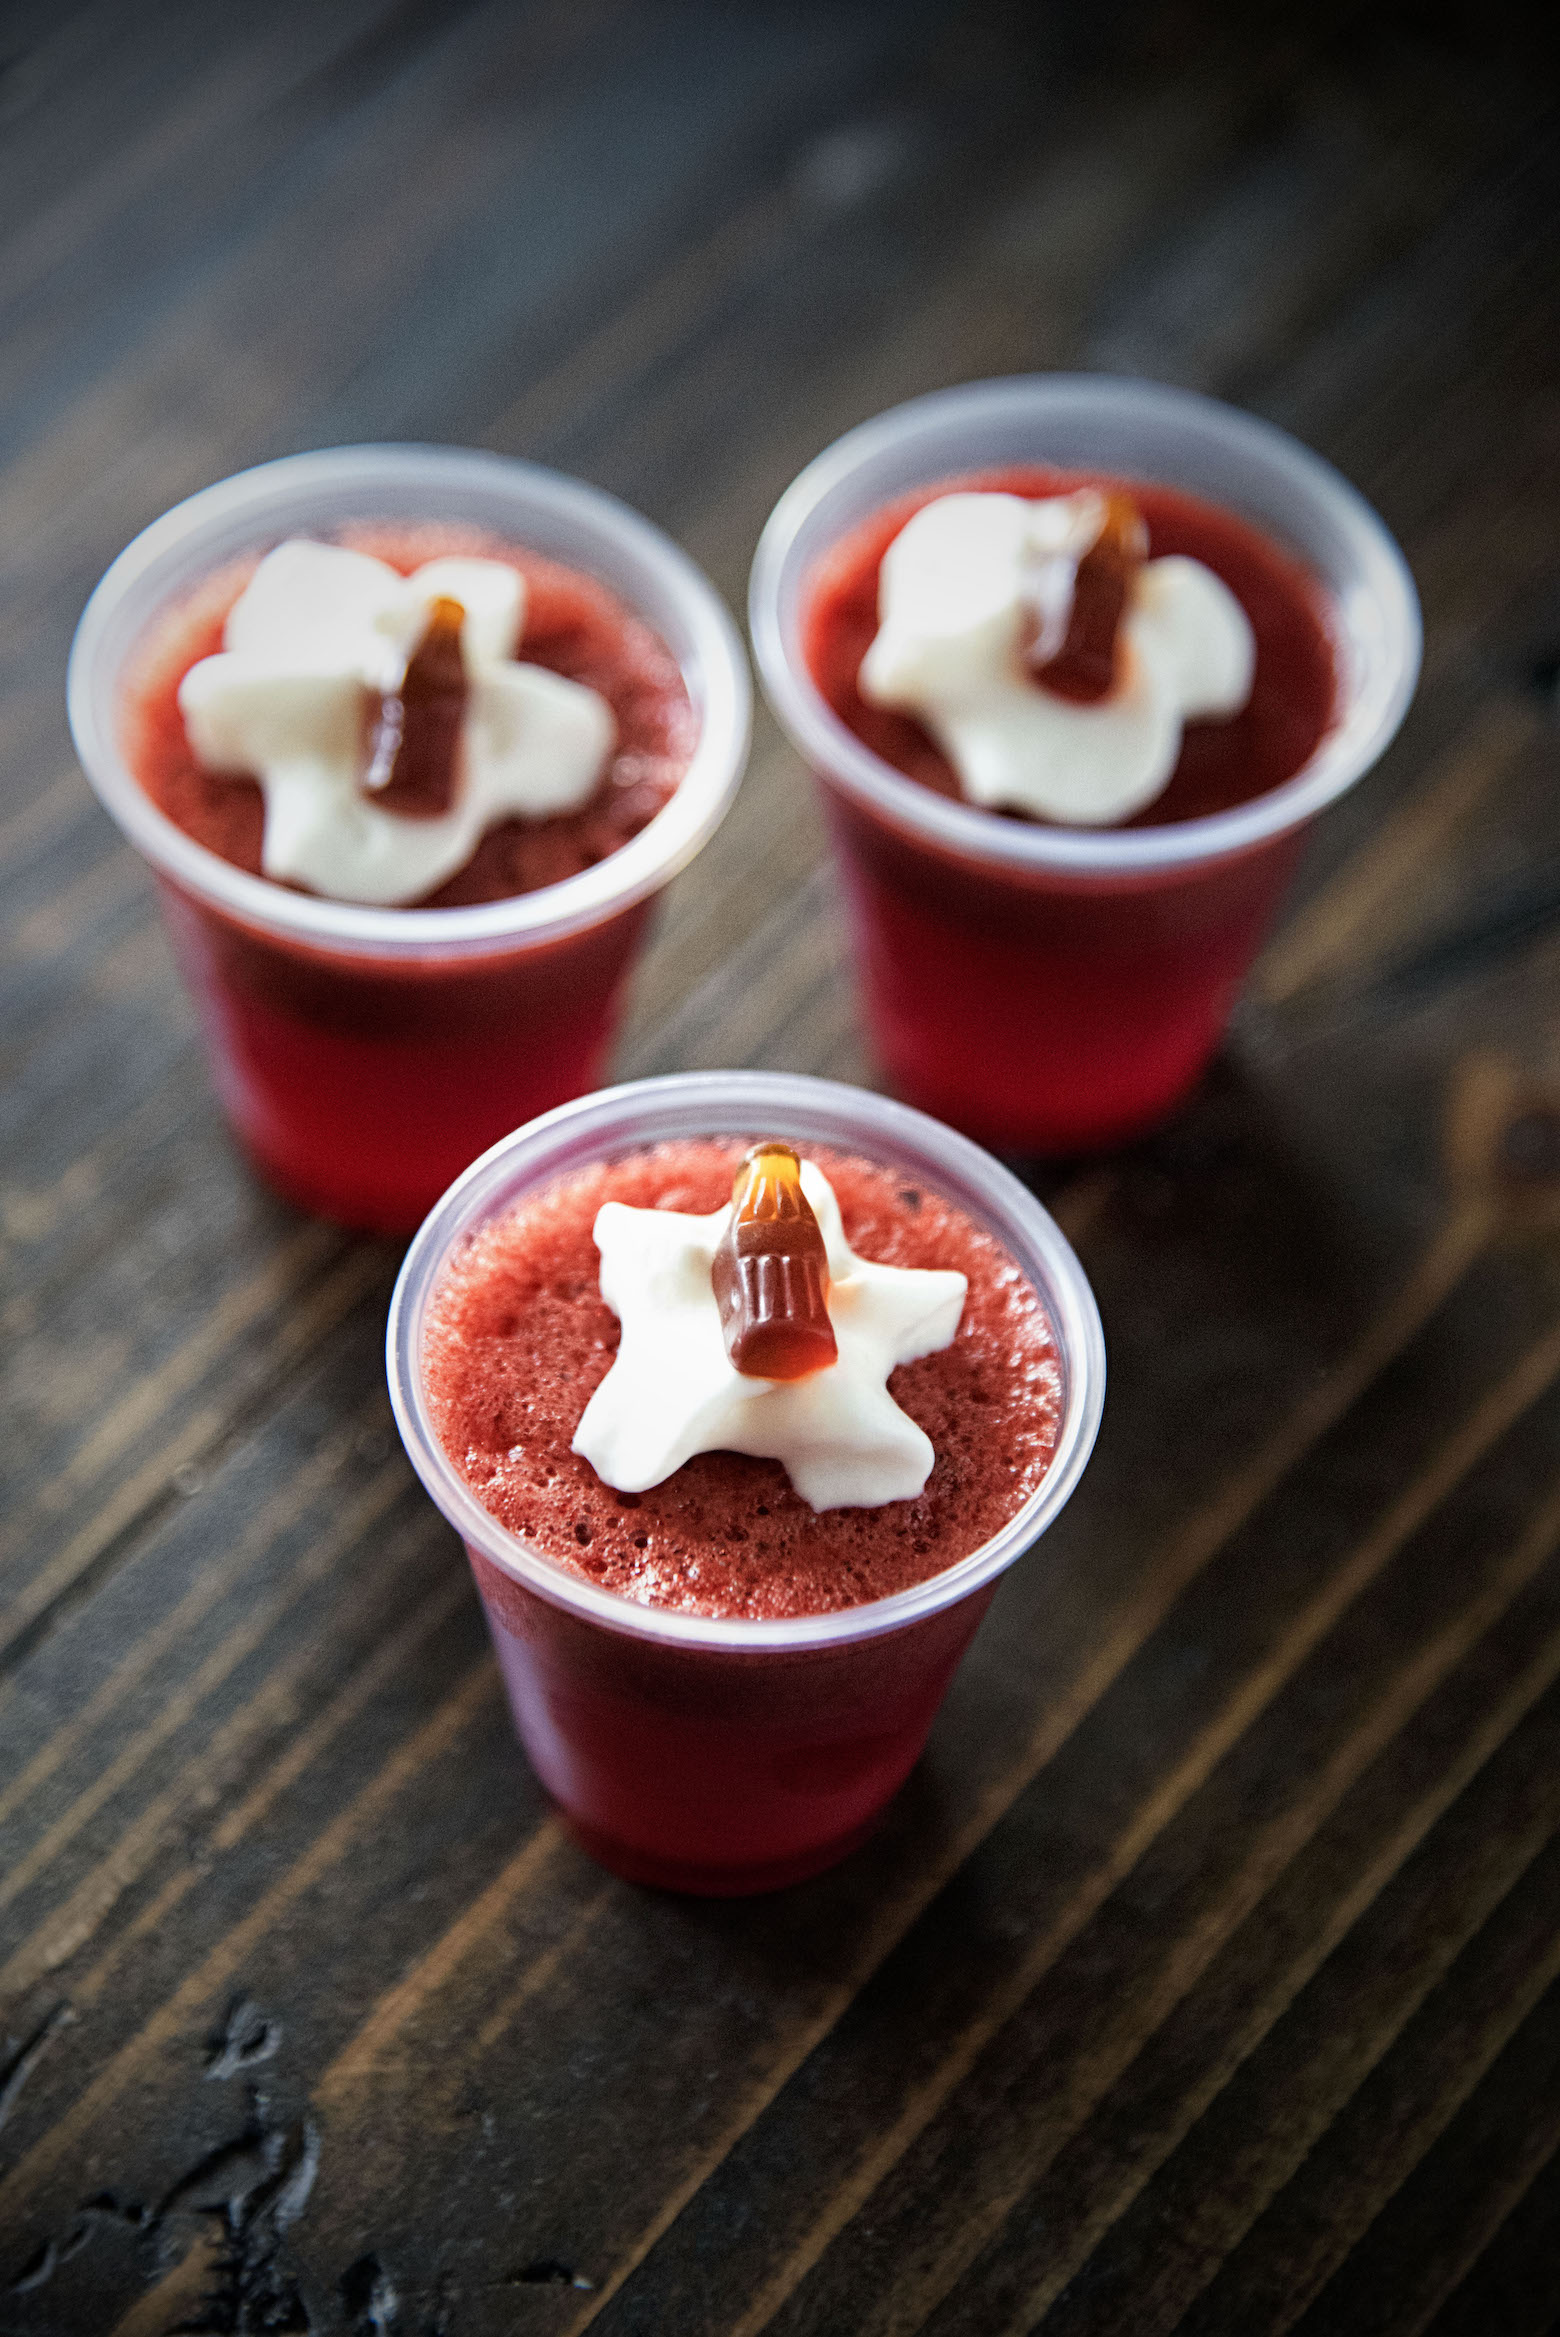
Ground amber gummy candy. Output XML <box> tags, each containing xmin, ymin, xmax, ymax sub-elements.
<box><xmin>1025</xmin><ymin>490</ymin><xmax>1147</xmax><ymax>704</ymax></box>
<box><xmin>711</xmin><ymin>1142</ymin><xmax>839</xmax><ymax>1381</ymax></box>
<box><xmin>363</xmin><ymin>594</ymin><xmax>467</xmax><ymax>817</ymax></box>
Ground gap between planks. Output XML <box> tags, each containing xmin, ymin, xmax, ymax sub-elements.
<box><xmin>67</xmin><ymin>1552</ymin><xmax>477</xmax><ymax>2027</ymax></box>
<box><xmin>0</xmin><ymin>1396</ymin><xmax>385</xmax><ymax>1836</ymax></box>
<box><xmin>0</xmin><ymin>1659</ymin><xmax>501</xmax><ymax>2226</ymax></box>
<box><xmin>1252</xmin><ymin>697</ymin><xmax>1542</xmax><ymax>1008</ymax></box>
<box><xmin>312</xmin><ymin>1817</ymin><xmax>567</xmax><ymax>2104</ymax></box>
<box><xmin>1394</xmin><ymin>2112</ymin><xmax>1560</xmax><ymax>2337</ymax></box>
<box><xmin>0</xmin><ymin>1240</ymin><xmax>389</xmax><ymax>1674</ymax></box>
<box><xmin>1244</xmin><ymin>1915</ymin><xmax>1560</xmax><ymax>2337</ymax></box>
<box><xmin>970</xmin><ymin>1477</ymin><xmax>1560</xmax><ymax>2337</ymax></box>
<box><xmin>0</xmin><ymin>1457</ymin><xmax>415</xmax><ymax>2006</ymax></box>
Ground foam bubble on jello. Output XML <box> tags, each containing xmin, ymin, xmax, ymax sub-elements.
<box><xmin>421</xmin><ymin>1140</ymin><xmax>1063</xmax><ymax>1621</ymax></box>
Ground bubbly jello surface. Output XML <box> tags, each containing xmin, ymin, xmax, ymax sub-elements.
<box><xmin>422</xmin><ymin>1139</ymin><xmax>1063</xmax><ymax>1620</ymax></box>
<box><xmin>121</xmin><ymin>524</ymin><xmax>697</xmax><ymax>907</ymax></box>
<box><xmin>803</xmin><ymin>467</ymin><xmax>1338</xmax><ymax>827</ymax></box>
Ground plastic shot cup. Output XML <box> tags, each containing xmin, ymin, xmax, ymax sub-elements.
<box><xmin>68</xmin><ymin>446</ymin><xmax>751</xmax><ymax>1234</ymax></box>
<box><xmin>749</xmin><ymin>375</ymin><xmax>1421</xmax><ymax>1155</ymax></box>
<box><xmin>388</xmin><ymin>1070</ymin><xmax>1105</xmax><ymax>1895</ymax></box>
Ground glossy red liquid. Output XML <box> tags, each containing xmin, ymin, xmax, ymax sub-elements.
<box><xmin>425</xmin><ymin>1141</ymin><xmax>1061</xmax><ymax>1889</ymax></box>
<box><xmin>802</xmin><ymin>469</ymin><xmax>1340</xmax><ymax>1152</ymax></box>
<box><xmin>121</xmin><ymin>530</ymin><xmax>695</xmax><ymax>1232</ymax></box>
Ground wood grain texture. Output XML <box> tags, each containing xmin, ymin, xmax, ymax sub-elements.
<box><xmin>3</xmin><ymin>4</ymin><xmax>1560</xmax><ymax>2331</ymax></box>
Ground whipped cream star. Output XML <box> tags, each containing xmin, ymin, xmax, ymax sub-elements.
<box><xmin>858</xmin><ymin>489</ymin><xmax>1255</xmax><ymax>826</ymax></box>
<box><xmin>572</xmin><ymin>1160</ymin><xmax>967</xmax><ymax>1511</ymax></box>
<box><xmin>177</xmin><ymin>540</ymin><xmax>615</xmax><ymax>904</ymax></box>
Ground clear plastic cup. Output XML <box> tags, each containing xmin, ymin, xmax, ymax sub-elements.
<box><xmin>388</xmin><ymin>1070</ymin><xmax>1105</xmax><ymax>1895</ymax></box>
<box><xmin>68</xmin><ymin>446</ymin><xmax>751</xmax><ymax>1233</ymax></box>
<box><xmin>749</xmin><ymin>376</ymin><xmax>1420</xmax><ymax>1153</ymax></box>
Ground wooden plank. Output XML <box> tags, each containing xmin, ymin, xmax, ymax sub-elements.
<box><xmin>4</xmin><ymin>8</ymin><xmax>1560</xmax><ymax>2333</ymax></box>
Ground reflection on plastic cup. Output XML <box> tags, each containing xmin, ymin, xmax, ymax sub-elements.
<box><xmin>70</xmin><ymin>447</ymin><xmax>751</xmax><ymax>1232</ymax></box>
<box><xmin>388</xmin><ymin>1071</ymin><xmax>1105</xmax><ymax>1895</ymax></box>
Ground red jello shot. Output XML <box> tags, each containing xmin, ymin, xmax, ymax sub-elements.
<box><xmin>750</xmin><ymin>377</ymin><xmax>1420</xmax><ymax>1154</ymax></box>
<box><xmin>68</xmin><ymin>447</ymin><xmax>750</xmax><ymax>1233</ymax></box>
<box><xmin>388</xmin><ymin>1072</ymin><xmax>1104</xmax><ymax>1894</ymax></box>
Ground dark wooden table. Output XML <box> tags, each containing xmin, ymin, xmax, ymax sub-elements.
<box><xmin>5</xmin><ymin>5</ymin><xmax>1560</xmax><ymax>2331</ymax></box>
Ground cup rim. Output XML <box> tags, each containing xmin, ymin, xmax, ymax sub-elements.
<box><xmin>68</xmin><ymin>443</ymin><xmax>752</xmax><ymax>961</ymax></box>
<box><xmin>387</xmin><ymin>1070</ymin><xmax>1106</xmax><ymax>1654</ymax></box>
<box><xmin>748</xmin><ymin>373</ymin><xmax>1421</xmax><ymax>879</ymax></box>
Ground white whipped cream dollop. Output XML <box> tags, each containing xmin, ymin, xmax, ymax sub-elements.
<box><xmin>858</xmin><ymin>490</ymin><xmax>1256</xmax><ymax>826</ymax></box>
<box><xmin>572</xmin><ymin>1161</ymin><xmax>967</xmax><ymax>1511</ymax></box>
<box><xmin>177</xmin><ymin>541</ymin><xmax>615</xmax><ymax>904</ymax></box>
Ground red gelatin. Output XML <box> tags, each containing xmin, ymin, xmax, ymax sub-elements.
<box><xmin>123</xmin><ymin>524</ymin><xmax>697</xmax><ymax>903</ymax></box>
<box><xmin>798</xmin><ymin>469</ymin><xmax>1342</xmax><ymax>1155</ymax></box>
<box><xmin>420</xmin><ymin>1138</ymin><xmax>1064</xmax><ymax>1890</ymax></box>
<box><xmin>804</xmin><ymin>467</ymin><xmax>1338</xmax><ymax>827</ymax></box>
<box><xmin>117</xmin><ymin>528</ymin><xmax>699</xmax><ymax>1233</ymax></box>
<box><xmin>152</xmin><ymin>874</ymin><xmax>657</xmax><ymax>1235</ymax></box>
